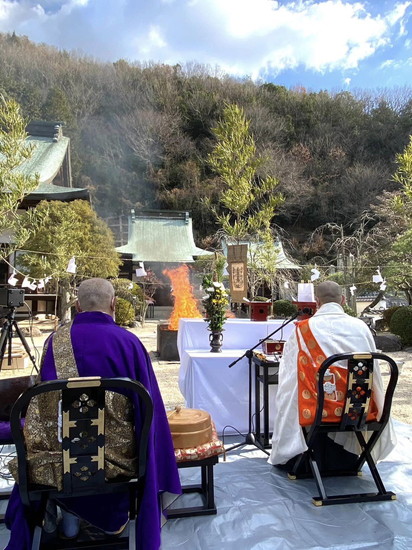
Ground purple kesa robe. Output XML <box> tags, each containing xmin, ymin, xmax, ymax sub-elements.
<box><xmin>5</xmin><ymin>311</ymin><xmax>181</xmax><ymax>550</ymax></box>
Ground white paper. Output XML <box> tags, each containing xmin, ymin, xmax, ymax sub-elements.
<box><xmin>135</xmin><ymin>262</ymin><xmax>147</xmax><ymax>277</ymax></box>
<box><xmin>66</xmin><ymin>257</ymin><xmax>77</xmax><ymax>274</ymax></box>
<box><xmin>8</xmin><ymin>271</ymin><xmax>18</xmax><ymax>286</ymax></box>
<box><xmin>297</xmin><ymin>283</ymin><xmax>315</xmax><ymax>302</ymax></box>
<box><xmin>373</xmin><ymin>268</ymin><xmax>383</xmax><ymax>284</ymax></box>
<box><xmin>310</xmin><ymin>268</ymin><xmax>320</xmax><ymax>282</ymax></box>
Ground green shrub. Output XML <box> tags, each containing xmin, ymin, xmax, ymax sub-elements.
<box><xmin>389</xmin><ymin>306</ymin><xmax>412</xmax><ymax>345</ymax></box>
<box><xmin>111</xmin><ymin>278</ymin><xmax>143</xmax><ymax>316</ymax></box>
<box><xmin>273</xmin><ymin>300</ymin><xmax>298</xmax><ymax>318</ymax></box>
<box><xmin>342</xmin><ymin>304</ymin><xmax>357</xmax><ymax>317</ymax></box>
<box><xmin>115</xmin><ymin>297</ymin><xmax>136</xmax><ymax>326</ymax></box>
<box><xmin>382</xmin><ymin>306</ymin><xmax>401</xmax><ymax>329</ymax></box>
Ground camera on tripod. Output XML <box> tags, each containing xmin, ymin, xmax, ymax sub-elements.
<box><xmin>0</xmin><ymin>288</ymin><xmax>25</xmax><ymax>309</ymax></box>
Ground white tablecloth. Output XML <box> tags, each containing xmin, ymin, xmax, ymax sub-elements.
<box><xmin>177</xmin><ymin>318</ymin><xmax>295</xmax><ymax>434</ymax></box>
<box><xmin>179</xmin><ymin>349</ymin><xmax>250</xmax><ymax>434</ymax></box>
<box><xmin>177</xmin><ymin>318</ymin><xmax>293</xmax><ymax>358</ymax></box>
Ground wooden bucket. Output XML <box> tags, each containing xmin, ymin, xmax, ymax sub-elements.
<box><xmin>168</xmin><ymin>407</ymin><xmax>213</xmax><ymax>449</ymax></box>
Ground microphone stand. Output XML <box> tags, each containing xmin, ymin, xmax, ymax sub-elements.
<box><xmin>225</xmin><ymin>311</ymin><xmax>299</xmax><ymax>456</ymax></box>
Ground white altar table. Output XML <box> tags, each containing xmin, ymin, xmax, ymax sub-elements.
<box><xmin>177</xmin><ymin>318</ymin><xmax>294</xmax><ymax>357</ymax></box>
<box><xmin>177</xmin><ymin>318</ymin><xmax>295</xmax><ymax>434</ymax></box>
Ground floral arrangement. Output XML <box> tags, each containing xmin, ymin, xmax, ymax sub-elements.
<box><xmin>202</xmin><ymin>276</ymin><xmax>229</xmax><ymax>332</ymax></box>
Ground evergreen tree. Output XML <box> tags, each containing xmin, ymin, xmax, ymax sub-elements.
<box><xmin>207</xmin><ymin>102</ymin><xmax>283</xmax><ymax>241</ymax></box>
<box><xmin>207</xmin><ymin>103</ymin><xmax>283</xmax><ymax>297</ymax></box>
<box><xmin>19</xmin><ymin>200</ymin><xmax>121</xmax><ymax>319</ymax></box>
<box><xmin>0</xmin><ymin>96</ymin><xmax>40</xmax><ymax>258</ymax></box>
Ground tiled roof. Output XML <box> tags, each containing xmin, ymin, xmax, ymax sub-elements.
<box><xmin>116</xmin><ymin>210</ymin><xmax>210</xmax><ymax>262</ymax></box>
<box><xmin>0</xmin><ymin>121</ymin><xmax>88</xmax><ymax>200</ymax></box>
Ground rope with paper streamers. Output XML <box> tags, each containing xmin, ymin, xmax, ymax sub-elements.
<box><xmin>3</xmin><ymin>247</ymin><xmax>411</xmax><ymax>293</ymax></box>
<box><xmin>283</xmin><ymin>264</ymin><xmax>403</xmax><ymax>295</ymax></box>
<box><xmin>3</xmin><ymin>254</ymin><xmax>77</xmax><ymax>292</ymax></box>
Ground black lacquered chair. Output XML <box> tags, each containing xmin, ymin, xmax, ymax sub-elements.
<box><xmin>0</xmin><ymin>375</ymin><xmax>36</xmax><ymax>523</ymax></box>
<box><xmin>288</xmin><ymin>352</ymin><xmax>398</xmax><ymax>506</ymax></box>
<box><xmin>10</xmin><ymin>376</ymin><xmax>153</xmax><ymax>549</ymax></box>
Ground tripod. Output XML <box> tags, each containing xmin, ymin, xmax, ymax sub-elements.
<box><xmin>0</xmin><ymin>307</ymin><xmax>38</xmax><ymax>373</ymax></box>
<box><xmin>225</xmin><ymin>313</ymin><xmax>299</xmax><ymax>456</ymax></box>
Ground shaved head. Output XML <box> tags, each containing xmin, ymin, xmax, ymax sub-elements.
<box><xmin>315</xmin><ymin>281</ymin><xmax>343</xmax><ymax>306</ymax></box>
<box><xmin>77</xmin><ymin>278</ymin><xmax>115</xmax><ymax>315</ymax></box>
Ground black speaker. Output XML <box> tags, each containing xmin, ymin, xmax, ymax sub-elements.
<box><xmin>0</xmin><ymin>288</ymin><xmax>25</xmax><ymax>308</ymax></box>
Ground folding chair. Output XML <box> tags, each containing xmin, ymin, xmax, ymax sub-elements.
<box><xmin>10</xmin><ymin>376</ymin><xmax>153</xmax><ymax>549</ymax></box>
<box><xmin>288</xmin><ymin>352</ymin><xmax>398</xmax><ymax>506</ymax></box>
<box><xmin>0</xmin><ymin>375</ymin><xmax>36</xmax><ymax>523</ymax></box>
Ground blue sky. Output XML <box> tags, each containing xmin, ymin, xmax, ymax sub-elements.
<box><xmin>0</xmin><ymin>0</ymin><xmax>411</xmax><ymax>91</ymax></box>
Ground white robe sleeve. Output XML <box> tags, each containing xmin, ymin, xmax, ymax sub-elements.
<box><xmin>268</xmin><ymin>330</ymin><xmax>308</xmax><ymax>465</ymax></box>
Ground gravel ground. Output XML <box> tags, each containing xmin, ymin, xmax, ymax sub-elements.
<box><xmin>2</xmin><ymin>319</ymin><xmax>410</xmax><ymax>424</ymax></box>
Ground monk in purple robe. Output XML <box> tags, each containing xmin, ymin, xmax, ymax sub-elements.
<box><xmin>5</xmin><ymin>278</ymin><xmax>181</xmax><ymax>550</ymax></box>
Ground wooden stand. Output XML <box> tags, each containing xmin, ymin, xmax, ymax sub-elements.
<box><xmin>253</xmin><ymin>354</ymin><xmax>280</xmax><ymax>448</ymax></box>
<box><xmin>166</xmin><ymin>455</ymin><xmax>218</xmax><ymax>518</ymax></box>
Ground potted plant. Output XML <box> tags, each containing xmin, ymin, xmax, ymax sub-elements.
<box><xmin>202</xmin><ymin>275</ymin><xmax>229</xmax><ymax>352</ymax></box>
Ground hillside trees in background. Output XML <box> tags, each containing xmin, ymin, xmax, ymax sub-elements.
<box><xmin>3</xmin><ymin>32</ymin><xmax>412</xmax><ymax>251</ymax></box>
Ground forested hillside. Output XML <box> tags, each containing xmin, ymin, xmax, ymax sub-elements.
<box><xmin>2</xmin><ymin>31</ymin><xmax>412</xmax><ymax>259</ymax></box>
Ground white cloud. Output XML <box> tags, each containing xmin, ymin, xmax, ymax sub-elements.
<box><xmin>380</xmin><ymin>56</ymin><xmax>412</xmax><ymax>70</ymax></box>
<box><xmin>0</xmin><ymin>0</ymin><xmax>410</xmax><ymax>79</ymax></box>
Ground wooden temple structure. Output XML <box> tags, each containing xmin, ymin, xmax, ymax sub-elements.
<box><xmin>0</xmin><ymin>121</ymin><xmax>89</xmax><ymax>314</ymax></box>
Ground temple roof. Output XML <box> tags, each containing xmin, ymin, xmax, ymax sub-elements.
<box><xmin>273</xmin><ymin>239</ymin><xmax>301</xmax><ymax>270</ymax></box>
<box><xmin>116</xmin><ymin>210</ymin><xmax>210</xmax><ymax>263</ymax></box>
<box><xmin>19</xmin><ymin>135</ymin><xmax>70</xmax><ymax>185</ymax></box>
<box><xmin>5</xmin><ymin>121</ymin><xmax>89</xmax><ymax>202</ymax></box>
<box><xmin>23</xmin><ymin>181</ymin><xmax>89</xmax><ymax>202</ymax></box>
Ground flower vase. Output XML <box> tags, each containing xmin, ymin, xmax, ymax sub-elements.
<box><xmin>209</xmin><ymin>330</ymin><xmax>223</xmax><ymax>353</ymax></box>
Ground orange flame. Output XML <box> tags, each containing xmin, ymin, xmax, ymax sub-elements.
<box><xmin>163</xmin><ymin>265</ymin><xmax>202</xmax><ymax>330</ymax></box>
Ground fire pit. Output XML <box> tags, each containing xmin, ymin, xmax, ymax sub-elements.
<box><xmin>157</xmin><ymin>324</ymin><xmax>179</xmax><ymax>361</ymax></box>
<box><xmin>157</xmin><ymin>265</ymin><xmax>203</xmax><ymax>361</ymax></box>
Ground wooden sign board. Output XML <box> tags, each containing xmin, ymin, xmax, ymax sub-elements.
<box><xmin>227</xmin><ymin>244</ymin><xmax>248</xmax><ymax>302</ymax></box>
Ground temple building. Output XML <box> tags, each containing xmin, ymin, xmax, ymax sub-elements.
<box><xmin>116</xmin><ymin>209</ymin><xmax>209</xmax><ymax>305</ymax></box>
<box><xmin>18</xmin><ymin>121</ymin><xmax>89</xmax><ymax>207</ymax></box>
<box><xmin>0</xmin><ymin>121</ymin><xmax>89</xmax><ymax>312</ymax></box>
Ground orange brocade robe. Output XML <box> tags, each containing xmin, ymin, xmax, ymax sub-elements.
<box><xmin>296</xmin><ymin>318</ymin><xmax>379</xmax><ymax>426</ymax></box>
